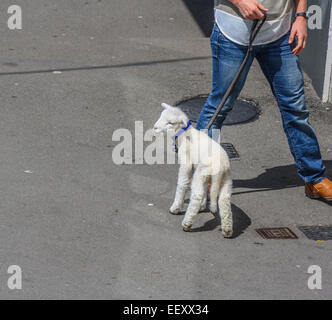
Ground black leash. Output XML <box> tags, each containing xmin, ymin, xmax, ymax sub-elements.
<box><xmin>205</xmin><ymin>16</ymin><xmax>267</xmax><ymax>132</ymax></box>
<box><xmin>172</xmin><ymin>16</ymin><xmax>267</xmax><ymax>153</ymax></box>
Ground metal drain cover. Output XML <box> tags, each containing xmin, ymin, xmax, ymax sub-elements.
<box><xmin>256</xmin><ymin>227</ymin><xmax>298</xmax><ymax>239</ymax></box>
<box><xmin>176</xmin><ymin>96</ymin><xmax>258</xmax><ymax>125</ymax></box>
<box><xmin>221</xmin><ymin>143</ymin><xmax>240</xmax><ymax>159</ymax></box>
<box><xmin>298</xmin><ymin>226</ymin><xmax>332</xmax><ymax>241</ymax></box>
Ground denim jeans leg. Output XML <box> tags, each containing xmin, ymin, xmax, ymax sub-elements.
<box><xmin>196</xmin><ymin>25</ymin><xmax>255</xmax><ymax>137</ymax></box>
<box><xmin>256</xmin><ymin>34</ymin><xmax>326</xmax><ymax>184</ymax></box>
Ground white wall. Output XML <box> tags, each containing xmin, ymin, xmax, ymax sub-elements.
<box><xmin>327</xmin><ymin>9</ymin><xmax>332</xmax><ymax>103</ymax></box>
<box><xmin>300</xmin><ymin>0</ymin><xmax>332</xmax><ymax>102</ymax></box>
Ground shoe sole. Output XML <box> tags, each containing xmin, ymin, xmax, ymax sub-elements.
<box><xmin>306</xmin><ymin>193</ymin><xmax>332</xmax><ymax>202</ymax></box>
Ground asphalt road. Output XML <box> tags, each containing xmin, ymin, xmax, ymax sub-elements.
<box><xmin>0</xmin><ymin>0</ymin><xmax>331</xmax><ymax>299</ymax></box>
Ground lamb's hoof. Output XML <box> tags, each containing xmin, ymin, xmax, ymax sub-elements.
<box><xmin>182</xmin><ymin>225</ymin><xmax>192</xmax><ymax>232</ymax></box>
<box><xmin>222</xmin><ymin>229</ymin><xmax>233</xmax><ymax>238</ymax></box>
<box><xmin>209</xmin><ymin>204</ymin><xmax>218</xmax><ymax>214</ymax></box>
<box><xmin>182</xmin><ymin>221</ymin><xmax>192</xmax><ymax>232</ymax></box>
<box><xmin>169</xmin><ymin>207</ymin><xmax>181</xmax><ymax>215</ymax></box>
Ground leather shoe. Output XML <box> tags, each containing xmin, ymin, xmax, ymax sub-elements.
<box><xmin>305</xmin><ymin>178</ymin><xmax>332</xmax><ymax>202</ymax></box>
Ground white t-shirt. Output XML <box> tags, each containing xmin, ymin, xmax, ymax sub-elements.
<box><xmin>215</xmin><ymin>8</ymin><xmax>293</xmax><ymax>46</ymax></box>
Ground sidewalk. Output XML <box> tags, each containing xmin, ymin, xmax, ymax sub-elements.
<box><xmin>0</xmin><ymin>0</ymin><xmax>331</xmax><ymax>299</ymax></box>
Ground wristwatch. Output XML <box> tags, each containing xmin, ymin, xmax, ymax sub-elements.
<box><xmin>296</xmin><ymin>12</ymin><xmax>308</xmax><ymax>19</ymax></box>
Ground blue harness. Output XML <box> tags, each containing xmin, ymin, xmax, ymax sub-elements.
<box><xmin>172</xmin><ymin>121</ymin><xmax>192</xmax><ymax>153</ymax></box>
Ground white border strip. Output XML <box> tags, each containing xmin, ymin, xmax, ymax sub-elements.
<box><xmin>323</xmin><ymin>5</ymin><xmax>332</xmax><ymax>102</ymax></box>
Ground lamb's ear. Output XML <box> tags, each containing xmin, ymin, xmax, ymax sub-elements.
<box><xmin>161</xmin><ymin>103</ymin><xmax>172</xmax><ymax>110</ymax></box>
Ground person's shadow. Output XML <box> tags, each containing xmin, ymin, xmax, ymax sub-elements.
<box><xmin>232</xmin><ymin>161</ymin><xmax>332</xmax><ymax>200</ymax></box>
<box><xmin>181</xmin><ymin>0</ymin><xmax>215</xmax><ymax>37</ymax></box>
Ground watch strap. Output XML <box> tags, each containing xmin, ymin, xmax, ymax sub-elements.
<box><xmin>296</xmin><ymin>12</ymin><xmax>308</xmax><ymax>19</ymax></box>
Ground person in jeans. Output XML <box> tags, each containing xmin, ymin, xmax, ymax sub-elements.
<box><xmin>196</xmin><ymin>0</ymin><xmax>332</xmax><ymax>202</ymax></box>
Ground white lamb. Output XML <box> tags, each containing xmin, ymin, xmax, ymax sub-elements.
<box><xmin>153</xmin><ymin>103</ymin><xmax>233</xmax><ymax>238</ymax></box>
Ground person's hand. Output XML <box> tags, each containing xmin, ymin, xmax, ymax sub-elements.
<box><xmin>289</xmin><ymin>17</ymin><xmax>307</xmax><ymax>55</ymax></box>
<box><xmin>232</xmin><ymin>0</ymin><xmax>268</xmax><ymax>20</ymax></box>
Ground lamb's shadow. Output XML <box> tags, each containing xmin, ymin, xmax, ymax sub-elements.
<box><xmin>189</xmin><ymin>203</ymin><xmax>251</xmax><ymax>238</ymax></box>
<box><xmin>176</xmin><ymin>161</ymin><xmax>331</xmax><ymax>235</ymax></box>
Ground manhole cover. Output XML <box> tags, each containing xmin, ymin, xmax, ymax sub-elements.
<box><xmin>256</xmin><ymin>227</ymin><xmax>298</xmax><ymax>239</ymax></box>
<box><xmin>298</xmin><ymin>226</ymin><xmax>332</xmax><ymax>241</ymax></box>
<box><xmin>176</xmin><ymin>96</ymin><xmax>258</xmax><ymax>125</ymax></box>
<box><xmin>221</xmin><ymin>143</ymin><xmax>240</xmax><ymax>159</ymax></box>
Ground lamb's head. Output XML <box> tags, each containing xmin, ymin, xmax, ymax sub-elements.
<box><xmin>153</xmin><ymin>103</ymin><xmax>189</xmax><ymax>135</ymax></box>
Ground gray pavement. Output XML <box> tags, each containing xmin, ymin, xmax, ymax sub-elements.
<box><xmin>0</xmin><ymin>0</ymin><xmax>331</xmax><ymax>299</ymax></box>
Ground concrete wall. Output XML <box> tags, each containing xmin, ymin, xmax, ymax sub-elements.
<box><xmin>328</xmin><ymin>8</ymin><xmax>332</xmax><ymax>103</ymax></box>
<box><xmin>300</xmin><ymin>0</ymin><xmax>332</xmax><ymax>102</ymax></box>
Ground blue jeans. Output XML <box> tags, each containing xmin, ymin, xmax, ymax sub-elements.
<box><xmin>196</xmin><ymin>24</ymin><xmax>326</xmax><ymax>184</ymax></box>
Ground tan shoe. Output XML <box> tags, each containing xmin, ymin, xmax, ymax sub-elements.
<box><xmin>305</xmin><ymin>178</ymin><xmax>332</xmax><ymax>202</ymax></box>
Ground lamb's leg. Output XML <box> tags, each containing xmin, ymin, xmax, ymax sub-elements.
<box><xmin>200</xmin><ymin>182</ymin><xmax>208</xmax><ymax>211</ymax></box>
<box><xmin>169</xmin><ymin>164</ymin><xmax>192</xmax><ymax>214</ymax></box>
<box><xmin>182</xmin><ymin>170</ymin><xmax>207</xmax><ymax>231</ymax></box>
<box><xmin>218</xmin><ymin>172</ymin><xmax>233</xmax><ymax>238</ymax></box>
<box><xmin>209</xmin><ymin>174</ymin><xmax>222</xmax><ymax>214</ymax></box>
